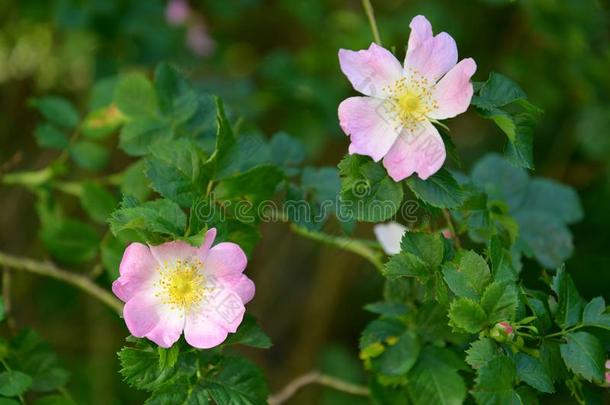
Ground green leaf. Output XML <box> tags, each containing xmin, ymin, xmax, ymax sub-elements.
<box><xmin>407</xmin><ymin>347</ymin><xmax>466</xmax><ymax>405</ymax></box>
<box><xmin>121</xmin><ymin>160</ymin><xmax>152</xmax><ymax>202</ymax></box>
<box><xmin>473</xmin><ymin>355</ymin><xmax>517</xmax><ymax>405</ymax></box>
<box><xmin>359</xmin><ymin>318</ymin><xmax>406</xmax><ymax>360</ymax></box>
<box><xmin>205</xmin><ymin>97</ymin><xmax>237</xmax><ymax>178</ymax></box>
<box><xmin>114</xmin><ymin>73</ymin><xmax>158</xmax><ymax>118</ymax></box>
<box><xmin>69</xmin><ymin>141</ymin><xmax>109</xmax><ymax>171</ymax></box>
<box><xmin>216</xmin><ymin>133</ymin><xmax>271</xmax><ymax>179</ymax></box>
<box><xmin>515</xmin><ymin>353</ymin><xmax>554</xmax><ymax>393</ymax></box>
<box><xmin>442</xmin><ymin>250</ymin><xmax>491</xmax><ymax>299</ymax></box>
<box><xmin>370</xmin><ymin>331</ymin><xmax>420</xmax><ymax>377</ymax></box>
<box><xmin>480</xmin><ymin>282</ymin><xmax>518</xmax><ymax>324</ymax></box>
<box><xmin>223</xmin><ymin>314</ymin><xmax>272</xmax><ymax>349</ymax></box>
<box><xmin>582</xmin><ymin>296</ymin><xmax>610</xmax><ymax>330</ymax></box>
<box><xmin>40</xmin><ymin>219</ymin><xmax>100</xmax><ymax>265</ymax></box>
<box><xmin>157</xmin><ymin>345</ymin><xmax>180</xmax><ymax>370</ymax></box>
<box><xmin>448</xmin><ymin>298</ymin><xmax>487</xmax><ymax>333</ymax></box>
<box><xmin>514</xmin><ymin>211</ymin><xmax>573</xmax><ymax>269</ymax></box>
<box><xmin>109</xmin><ymin>198</ymin><xmax>187</xmax><ymax>242</ymax></box>
<box><xmin>466</xmin><ymin>338</ymin><xmax>497</xmax><ymax>370</ymax></box>
<box><xmin>145</xmin><ymin>139</ymin><xmax>209</xmax><ymax>207</ymax></box>
<box><xmin>520</xmin><ymin>179</ymin><xmax>583</xmax><ymax>224</ymax></box>
<box><xmin>540</xmin><ymin>341</ymin><xmax>569</xmax><ymax>383</ymax></box>
<box><xmin>119</xmin><ymin>120</ymin><xmax>173</xmax><ymax>157</ymax></box>
<box><xmin>118</xmin><ymin>342</ymin><xmax>197</xmax><ymax>391</ymax></box>
<box><xmin>0</xmin><ymin>370</ymin><xmax>32</xmax><ymax>397</ymax></box>
<box><xmin>154</xmin><ymin>64</ymin><xmax>197</xmax><ymax>123</ymax></box>
<box><xmin>338</xmin><ymin>155</ymin><xmax>403</xmax><ymax>222</ymax></box>
<box><xmin>82</xmin><ymin>105</ymin><xmax>124</xmax><ymax>140</ymax></box>
<box><xmin>364</xmin><ymin>302</ymin><xmax>408</xmax><ymax>318</ymax></box>
<box><xmin>559</xmin><ymin>331</ymin><xmax>605</xmax><ymax>383</ymax></box>
<box><xmin>269</xmin><ymin>132</ymin><xmax>305</xmax><ymax>174</ymax></box>
<box><xmin>471</xmin><ymin>153</ymin><xmax>528</xmax><ymax>210</ymax></box>
<box><xmin>34</xmin><ymin>124</ymin><xmax>69</xmax><ymax>149</ymax></box>
<box><xmin>80</xmin><ymin>182</ymin><xmax>117</xmax><ymax>224</ymax></box>
<box><xmin>31</xmin><ymin>96</ymin><xmax>79</xmax><ymax>129</ymax></box>
<box><xmin>472</xmin><ymin>72</ymin><xmax>526</xmax><ymax>109</ymax></box>
<box><xmin>383</xmin><ymin>252</ymin><xmax>428</xmax><ymax>280</ymax></box>
<box><xmin>200</xmin><ymin>356</ymin><xmax>268</xmax><ymax>405</ymax></box>
<box><xmin>215</xmin><ymin>165</ymin><xmax>284</xmax><ymax>203</ymax></box>
<box><xmin>405</xmin><ymin>168</ymin><xmax>465</xmax><ymax>209</ymax></box>
<box><xmin>401</xmin><ymin>232</ymin><xmax>444</xmax><ymax>269</ymax></box>
<box><xmin>0</xmin><ymin>296</ymin><xmax>5</xmax><ymax>322</ymax></box>
<box><xmin>551</xmin><ymin>267</ymin><xmax>584</xmax><ymax>328</ymax></box>
<box><xmin>9</xmin><ymin>329</ymin><xmax>70</xmax><ymax>392</ymax></box>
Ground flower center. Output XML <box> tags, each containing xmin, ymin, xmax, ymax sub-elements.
<box><xmin>156</xmin><ymin>259</ymin><xmax>206</xmax><ymax>309</ymax></box>
<box><xmin>383</xmin><ymin>71</ymin><xmax>438</xmax><ymax>131</ymax></box>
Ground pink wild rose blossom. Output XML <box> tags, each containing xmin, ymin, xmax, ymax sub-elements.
<box><xmin>338</xmin><ymin>15</ymin><xmax>477</xmax><ymax>181</ymax></box>
<box><xmin>112</xmin><ymin>228</ymin><xmax>254</xmax><ymax>349</ymax></box>
<box><xmin>165</xmin><ymin>0</ymin><xmax>191</xmax><ymax>26</ymax></box>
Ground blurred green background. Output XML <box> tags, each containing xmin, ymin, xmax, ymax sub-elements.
<box><xmin>1</xmin><ymin>0</ymin><xmax>609</xmax><ymax>403</ymax></box>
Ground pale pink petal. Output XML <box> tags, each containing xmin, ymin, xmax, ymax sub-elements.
<box><xmin>338</xmin><ymin>43</ymin><xmax>403</xmax><ymax>97</ymax></box>
<box><xmin>407</xmin><ymin>15</ymin><xmax>433</xmax><ymax>51</ymax></box>
<box><xmin>149</xmin><ymin>240</ymin><xmax>199</xmax><ymax>266</ymax></box>
<box><xmin>382</xmin><ymin>121</ymin><xmax>446</xmax><ymax>181</ymax></box>
<box><xmin>144</xmin><ymin>305</ymin><xmax>185</xmax><ymax>348</ymax></box>
<box><xmin>374</xmin><ymin>222</ymin><xmax>408</xmax><ymax>255</ymax></box>
<box><xmin>183</xmin><ymin>313</ymin><xmax>229</xmax><ymax>349</ymax></box>
<box><xmin>219</xmin><ymin>273</ymin><xmax>256</xmax><ymax>304</ymax></box>
<box><xmin>112</xmin><ymin>243</ymin><xmax>157</xmax><ymax>302</ymax></box>
<box><xmin>338</xmin><ymin>96</ymin><xmax>401</xmax><ymax>162</ymax></box>
<box><xmin>123</xmin><ymin>292</ymin><xmax>161</xmax><ymax>338</ymax></box>
<box><xmin>203</xmin><ymin>242</ymin><xmax>247</xmax><ymax>277</ymax></box>
<box><xmin>183</xmin><ymin>290</ymin><xmax>246</xmax><ymax>348</ymax></box>
<box><xmin>405</xmin><ymin>32</ymin><xmax>457</xmax><ymax>82</ymax></box>
<box><xmin>197</xmin><ymin>228</ymin><xmax>217</xmax><ymax>262</ymax></box>
<box><xmin>427</xmin><ymin>58</ymin><xmax>476</xmax><ymax>120</ymax></box>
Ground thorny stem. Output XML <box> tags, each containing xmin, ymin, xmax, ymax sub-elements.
<box><xmin>268</xmin><ymin>371</ymin><xmax>370</xmax><ymax>405</ymax></box>
<box><xmin>0</xmin><ymin>251</ymin><xmax>123</xmax><ymax>315</ymax></box>
<box><xmin>290</xmin><ymin>224</ymin><xmax>385</xmax><ymax>272</ymax></box>
<box><xmin>544</xmin><ymin>325</ymin><xmax>584</xmax><ymax>339</ymax></box>
<box><xmin>362</xmin><ymin>0</ymin><xmax>382</xmax><ymax>45</ymax></box>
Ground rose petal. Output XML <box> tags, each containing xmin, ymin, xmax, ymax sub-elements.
<box><xmin>382</xmin><ymin>121</ymin><xmax>446</xmax><ymax>180</ymax></box>
<box><xmin>113</xmin><ymin>243</ymin><xmax>158</xmax><ymax>302</ymax></box>
<box><xmin>407</xmin><ymin>15</ymin><xmax>433</xmax><ymax>51</ymax></box>
<box><xmin>338</xmin><ymin>96</ymin><xmax>401</xmax><ymax>162</ymax></box>
<box><xmin>144</xmin><ymin>305</ymin><xmax>185</xmax><ymax>348</ymax></box>
<box><xmin>428</xmin><ymin>58</ymin><xmax>477</xmax><ymax>120</ymax></box>
<box><xmin>339</xmin><ymin>43</ymin><xmax>403</xmax><ymax>98</ymax></box>
<box><xmin>405</xmin><ymin>31</ymin><xmax>458</xmax><ymax>83</ymax></box>
<box><xmin>203</xmin><ymin>242</ymin><xmax>247</xmax><ymax>277</ymax></box>
<box><xmin>219</xmin><ymin>273</ymin><xmax>256</xmax><ymax>304</ymax></box>
<box><xmin>149</xmin><ymin>240</ymin><xmax>200</xmax><ymax>267</ymax></box>
<box><xmin>123</xmin><ymin>292</ymin><xmax>161</xmax><ymax>338</ymax></box>
<box><xmin>374</xmin><ymin>222</ymin><xmax>408</xmax><ymax>255</ymax></box>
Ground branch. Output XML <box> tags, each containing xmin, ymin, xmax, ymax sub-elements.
<box><xmin>290</xmin><ymin>224</ymin><xmax>385</xmax><ymax>272</ymax></box>
<box><xmin>268</xmin><ymin>371</ymin><xmax>369</xmax><ymax>405</ymax></box>
<box><xmin>0</xmin><ymin>251</ymin><xmax>123</xmax><ymax>315</ymax></box>
<box><xmin>442</xmin><ymin>209</ymin><xmax>462</xmax><ymax>249</ymax></box>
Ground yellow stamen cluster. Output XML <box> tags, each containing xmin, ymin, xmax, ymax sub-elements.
<box><xmin>382</xmin><ymin>69</ymin><xmax>438</xmax><ymax>131</ymax></box>
<box><xmin>156</xmin><ymin>259</ymin><xmax>206</xmax><ymax>310</ymax></box>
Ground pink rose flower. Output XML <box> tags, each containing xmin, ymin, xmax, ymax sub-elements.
<box><xmin>165</xmin><ymin>0</ymin><xmax>191</xmax><ymax>26</ymax></box>
<box><xmin>186</xmin><ymin>22</ymin><xmax>215</xmax><ymax>57</ymax></box>
<box><xmin>338</xmin><ymin>15</ymin><xmax>477</xmax><ymax>181</ymax></box>
<box><xmin>112</xmin><ymin>228</ymin><xmax>255</xmax><ymax>349</ymax></box>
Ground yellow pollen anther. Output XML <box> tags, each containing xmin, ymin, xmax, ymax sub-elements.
<box><xmin>156</xmin><ymin>259</ymin><xmax>206</xmax><ymax>310</ymax></box>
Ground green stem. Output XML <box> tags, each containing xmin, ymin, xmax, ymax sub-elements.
<box><xmin>290</xmin><ymin>224</ymin><xmax>384</xmax><ymax>272</ymax></box>
<box><xmin>442</xmin><ymin>209</ymin><xmax>462</xmax><ymax>248</ymax></box>
<box><xmin>0</xmin><ymin>251</ymin><xmax>123</xmax><ymax>315</ymax></box>
<box><xmin>544</xmin><ymin>325</ymin><xmax>584</xmax><ymax>339</ymax></box>
<box><xmin>362</xmin><ymin>0</ymin><xmax>382</xmax><ymax>45</ymax></box>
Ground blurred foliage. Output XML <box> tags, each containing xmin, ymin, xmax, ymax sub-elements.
<box><xmin>1</xmin><ymin>0</ymin><xmax>609</xmax><ymax>404</ymax></box>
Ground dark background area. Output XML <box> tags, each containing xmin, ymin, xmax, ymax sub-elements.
<box><xmin>0</xmin><ymin>0</ymin><xmax>609</xmax><ymax>403</ymax></box>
